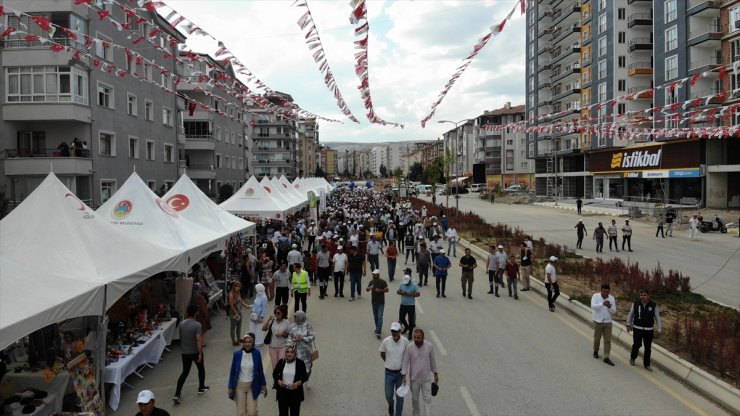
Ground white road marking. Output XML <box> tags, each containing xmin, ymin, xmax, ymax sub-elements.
<box><xmin>459</xmin><ymin>386</ymin><xmax>481</xmax><ymax>416</ymax></box>
<box><xmin>416</xmin><ymin>301</ymin><xmax>424</xmax><ymax>314</ymax></box>
<box><xmin>429</xmin><ymin>330</ymin><xmax>447</xmax><ymax>356</ymax></box>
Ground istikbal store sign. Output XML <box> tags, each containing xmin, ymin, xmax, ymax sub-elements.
<box><xmin>590</xmin><ymin>140</ymin><xmax>702</xmax><ymax>178</ymax></box>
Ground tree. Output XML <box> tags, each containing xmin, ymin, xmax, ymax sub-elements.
<box><xmin>422</xmin><ymin>157</ymin><xmax>446</xmax><ymax>185</ymax></box>
<box><xmin>218</xmin><ymin>183</ymin><xmax>234</xmax><ymax>203</ymax></box>
<box><xmin>315</xmin><ymin>163</ymin><xmax>326</xmax><ymax>178</ymax></box>
<box><xmin>407</xmin><ymin>162</ymin><xmax>423</xmax><ymax>182</ymax></box>
<box><xmin>343</xmin><ymin>168</ymin><xmax>351</xmax><ymax>178</ymax></box>
<box><xmin>362</xmin><ymin>169</ymin><xmax>374</xmax><ymax>178</ymax></box>
<box><xmin>392</xmin><ymin>167</ymin><xmax>403</xmax><ymax>178</ymax></box>
<box><xmin>379</xmin><ymin>164</ymin><xmax>388</xmax><ymax>178</ymax></box>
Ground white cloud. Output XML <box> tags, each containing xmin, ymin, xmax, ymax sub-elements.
<box><xmin>166</xmin><ymin>0</ymin><xmax>526</xmax><ymax>142</ymax></box>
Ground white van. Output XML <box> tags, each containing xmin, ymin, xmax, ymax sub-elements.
<box><xmin>470</xmin><ymin>183</ymin><xmax>486</xmax><ymax>192</ymax></box>
<box><xmin>417</xmin><ymin>184</ymin><xmax>433</xmax><ymax>195</ymax></box>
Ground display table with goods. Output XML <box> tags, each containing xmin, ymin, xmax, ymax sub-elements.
<box><xmin>3</xmin><ymin>370</ymin><xmax>72</xmax><ymax>414</ymax></box>
<box><xmin>103</xmin><ymin>319</ymin><xmax>176</xmax><ymax>411</ymax></box>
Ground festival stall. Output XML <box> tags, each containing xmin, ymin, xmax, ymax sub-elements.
<box><xmin>260</xmin><ymin>176</ymin><xmax>298</xmax><ymax>213</ymax></box>
<box><xmin>220</xmin><ymin>176</ymin><xmax>290</xmax><ymax>219</ymax></box>
<box><xmin>270</xmin><ymin>176</ymin><xmax>305</xmax><ymax>210</ymax></box>
<box><xmin>279</xmin><ymin>175</ymin><xmax>308</xmax><ymax>208</ymax></box>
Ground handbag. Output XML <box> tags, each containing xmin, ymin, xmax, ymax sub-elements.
<box><xmin>310</xmin><ymin>341</ymin><xmax>319</xmax><ymax>362</ymax></box>
<box><xmin>264</xmin><ymin>323</ymin><xmax>273</xmax><ymax>345</ymax></box>
<box><xmin>232</xmin><ymin>313</ymin><xmax>241</xmax><ymax>322</ymax></box>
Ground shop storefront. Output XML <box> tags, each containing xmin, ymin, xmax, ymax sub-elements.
<box><xmin>589</xmin><ymin>140</ymin><xmax>703</xmax><ymax>204</ymax></box>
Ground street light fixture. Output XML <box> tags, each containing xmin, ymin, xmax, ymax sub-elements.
<box><xmin>438</xmin><ymin>119</ymin><xmax>468</xmax><ymax>215</ymax></box>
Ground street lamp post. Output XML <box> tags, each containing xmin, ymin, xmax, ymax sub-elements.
<box><xmin>438</xmin><ymin>119</ymin><xmax>468</xmax><ymax>215</ymax></box>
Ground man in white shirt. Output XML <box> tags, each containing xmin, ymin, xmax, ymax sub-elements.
<box><xmin>445</xmin><ymin>226</ymin><xmax>458</xmax><ymax>257</ymax></box>
<box><xmin>621</xmin><ymin>219</ymin><xmax>633</xmax><ymax>252</ymax></box>
<box><xmin>689</xmin><ymin>214</ymin><xmax>699</xmax><ymax>240</ymax></box>
<box><xmin>332</xmin><ymin>246</ymin><xmax>348</xmax><ymax>298</ymax></box>
<box><xmin>591</xmin><ymin>283</ymin><xmax>617</xmax><ymax>366</ymax></box>
<box><xmin>545</xmin><ymin>256</ymin><xmax>559</xmax><ymax>312</ymax></box>
<box><xmin>380</xmin><ymin>322</ymin><xmax>409</xmax><ymax>416</ymax></box>
<box><xmin>287</xmin><ymin>244</ymin><xmax>303</xmax><ymax>268</ymax></box>
<box><xmin>607</xmin><ymin>219</ymin><xmax>619</xmax><ymax>252</ymax></box>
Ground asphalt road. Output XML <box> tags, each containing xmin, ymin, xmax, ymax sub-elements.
<box><xmin>424</xmin><ymin>193</ymin><xmax>740</xmax><ymax>308</ymax></box>
<box><xmin>111</xmin><ymin>257</ymin><xmax>729</xmax><ymax>416</ymax></box>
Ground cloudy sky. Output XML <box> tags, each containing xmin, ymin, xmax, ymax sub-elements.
<box><xmin>166</xmin><ymin>0</ymin><xmax>526</xmax><ymax>143</ymax></box>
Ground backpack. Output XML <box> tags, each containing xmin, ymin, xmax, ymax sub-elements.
<box><xmin>278</xmin><ymin>237</ymin><xmax>290</xmax><ymax>254</ymax></box>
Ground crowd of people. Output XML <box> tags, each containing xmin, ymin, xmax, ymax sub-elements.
<box><xmin>131</xmin><ymin>185</ymin><xmax>665</xmax><ymax>416</ymax></box>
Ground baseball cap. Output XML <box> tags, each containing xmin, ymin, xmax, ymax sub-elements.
<box><xmin>498</xmin><ymin>245</ymin><xmax>504</xmax><ymax>249</ymax></box>
<box><xmin>549</xmin><ymin>256</ymin><xmax>558</xmax><ymax>261</ymax></box>
<box><xmin>372</xmin><ymin>269</ymin><xmax>381</xmax><ymax>274</ymax></box>
<box><xmin>136</xmin><ymin>390</ymin><xmax>155</xmax><ymax>404</ymax></box>
<box><xmin>390</xmin><ymin>322</ymin><xmax>402</xmax><ymax>332</ymax></box>
<box><xmin>292</xmin><ymin>244</ymin><xmax>297</xmax><ymax>248</ymax></box>
<box><xmin>440</xmin><ymin>248</ymin><xmax>446</xmax><ymax>253</ymax></box>
<box><xmin>337</xmin><ymin>245</ymin><xmax>344</xmax><ymax>250</ymax></box>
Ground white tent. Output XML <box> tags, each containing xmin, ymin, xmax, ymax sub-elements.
<box><xmin>261</xmin><ymin>176</ymin><xmax>297</xmax><ymax>212</ymax></box>
<box><xmin>220</xmin><ymin>176</ymin><xmax>289</xmax><ymax>219</ymax></box>
<box><xmin>270</xmin><ymin>176</ymin><xmax>304</xmax><ymax>210</ymax></box>
<box><xmin>0</xmin><ymin>174</ymin><xmax>182</xmax><ymax>349</ymax></box>
<box><xmin>97</xmin><ymin>172</ymin><xmax>225</xmax><ymax>272</ymax></box>
<box><xmin>164</xmin><ymin>174</ymin><xmax>255</xmax><ymax>236</ymax></box>
<box><xmin>279</xmin><ymin>175</ymin><xmax>308</xmax><ymax>208</ymax></box>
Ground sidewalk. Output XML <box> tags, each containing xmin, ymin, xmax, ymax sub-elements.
<box><xmin>533</xmin><ymin>199</ymin><xmax>624</xmax><ymax>216</ymax></box>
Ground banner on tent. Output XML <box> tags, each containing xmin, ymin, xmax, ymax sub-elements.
<box><xmin>319</xmin><ymin>189</ymin><xmax>326</xmax><ymax>211</ymax></box>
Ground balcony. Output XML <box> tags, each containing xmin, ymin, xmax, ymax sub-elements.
<box><xmin>582</xmin><ymin>11</ymin><xmax>591</xmax><ymax>24</ymax></box>
<box><xmin>552</xmin><ymin>86</ymin><xmax>581</xmax><ymax>102</ymax></box>
<box><xmin>627</xmin><ymin>62</ymin><xmax>653</xmax><ymax>77</ymax></box>
<box><xmin>628</xmin><ymin>0</ymin><xmax>651</xmax><ymax>3</ymax></box>
<box><xmin>551</xmin><ymin>42</ymin><xmax>581</xmax><ymax>64</ymax></box>
<box><xmin>551</xmin><ymin>64</ymin><xmax>581</xmax><ymax>83</ymax></box>
<box><xmin>1</xmin><ymin>149</ymin><xmax>92</xmax><ymax>176</ymax></box>
<box><xmin>687</xmin><ymin>0</ymin><xmax>720</xmax><ymax>17</ymax></box>
<box><xmin>688</xmin><ymin>24</ymin><xmax>722</xmax><ymax>47</ymax></box>
<box><xmin>689</xmin><ymin>56</ymin><xmax>722</xmax><ymax>74</ymax></box>
<box><xmin>538</xmin><ymin>8</ymin><xmax>553</xmax><ymax>21</ymax></box>
<box><xmin>185</xmin><ymin>134</ymin><xmax>215</xmax><ymax>151</ymax></box>
<box><xmin>186</xmin><ymin>164</ymin><xmax>216</xmax><ymax>179</ymax></box>
<box><xmin>627</xmin><ymin>13</ymin><xmax>653</xmax><ymax>28</ymax></box>
<box><xmin>2</xmin><ymin>102</ymin><xmax>91</xmax><ymax>123</ymax></box>
<box><xmin>689</xmin><ymin>88</ymin><xmax>723</xmax><ymax>106</ymax></box>
<box><xmin>538</xmin><ymin>61</ymin><xmax>553</xmax><ymax>72</ymax></box>
<box><xmin>626</xmin><ymin>86</ymin><xmax>653</xmax><ymax>99</ymax></box>
<box><xmin>551</xmin><ymin>23</ymin><xmax>581</xmax><ymax>45</ymax></box>
<box><xmin>628</xmin><ymin>37</ymin><xmax>653</xmax><ymax>52</ymax></box>
<box><xmin>551</xmin><ymin>3</ymin><xmax>581</xmax><ymax>27</ymax></box>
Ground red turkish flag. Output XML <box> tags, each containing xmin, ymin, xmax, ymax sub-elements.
<box><xmin>50</xmin><ymin>44</ymin><xmax>65</xmax><ymax>53</ymax></box>
<box><xmin>0</xmin><ymin>27</ymin><xmax>16</xmax><ymax>38</ymax></box>
<box><xmin>97</xmin><ymin>10</ymin><xmax>110</xmax><ymax>20</ymax></box>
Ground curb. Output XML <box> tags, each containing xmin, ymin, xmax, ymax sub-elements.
<box><xmin>459</xmin><ymin>238</ymin><xmax>739</xmax><ymax>413</ymax></box>
<box><xmin>533</xmin><ymin>202</ymin><xmax>622</xmax><ymax>217</ymax></box>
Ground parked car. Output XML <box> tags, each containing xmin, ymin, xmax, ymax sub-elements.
<box><xmin>470</xmin><ymin>183</ymin><xmax>486</xmax><ymax>192</ymax></box>
<box><xmin>445</xmin><ymin>186</ymin><xmax>469</xmax><ymax>195</ymax></box>
<box><xmin>503</xmin><ymin>185</ymin><xmax>523</xmax><ymax>193</ymax></box>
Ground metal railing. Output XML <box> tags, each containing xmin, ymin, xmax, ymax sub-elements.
<box><xmin>618</xmin><ymin>196</ymin><xmax>701</xmax><ymax>219</ymax></box>
<box><xmin>1</xmin><ymin>148</ymin><xmax>91</xmax><ymax>158</ymax></box>
<box><xmin>184</xmin><ymin>134</ymin><xmax>213</xmax><ymax>140</ymax></box>
<box><xmin>627</xmin><ymin>85</ymin><xmax>651</xmax><ymax>94</ymax></box>
<box><xmin>628</xmin><ymin>62</ymin><xmax>652</xmax><ymax>70</ymax></box>
<box><xmin>628</xmin><ymin>38</ymin><xmax>653</xmax><ymax>47</ymax></box>
<box><xmin>689</xmin><ymin>56</ymin><xmax>722</xmax><ymax>71</ymax></box>
<box><xmin>628</xmin><ymin>13</ymin><xmax>652</xmax><ymax>24</ymax></box>
<box><xmin>689</xmin><ymin>24</ymin><xmax>721</xmax><ymax>39</ymax></box>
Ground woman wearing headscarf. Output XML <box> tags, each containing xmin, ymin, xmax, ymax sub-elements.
<box><xmin>287</xmin><ymin>311</ymin><xmax>315</xmax><ymax>381</ymax></box>
<box><xmin>250</xmin><ymin>284</ymin><xmax>268</xmax><ymax>346</ymax></box>
<box><xmin>228</xmin><ymin>333</ymin><xmax>267</xmax><ymax>416</ymax></box>
<box><xmin>262</xmin><ymin>304</ymin><xmax>290</xmax><ymax>369</ymax></box>
<box><xmin>272</xmin><ymin>343</ymin><xmax>309</xmax><ymax>416</ymax></box>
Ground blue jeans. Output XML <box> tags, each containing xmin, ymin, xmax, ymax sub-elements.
<box><xmin>350</xmin><ymin>271</ymin><xmax>362</xmax><ymax>298</ymax></box>
<box><xmin>372</xmin><ymin>303</ymin><xmax>384</xmax><ymax>334</ymax></box>
<box><xmin>384</xmin><ymin>369</ymin><xmax>404</xmax><ymax>416</ymax></box>
<box><xmin>448</xmin><ymin>240</ymin><xmax>456</xmax><ymax>256</ymax></box>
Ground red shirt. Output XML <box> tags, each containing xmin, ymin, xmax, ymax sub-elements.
<box><xmin>386</xmin><ymin>246</ymin><xmax>399</xmax><ymax>259</ymax></box>
<box><xmin>504</xmin><ymin>262</ymin><xmax>519</xmax><ymax>277</ymax></box>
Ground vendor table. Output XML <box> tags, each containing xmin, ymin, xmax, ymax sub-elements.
<box><xmin>103</xmin><ymin>320</ymin><xmax>174</xmax><ymax>411</ymax></box>
<box><xmin>9</xmin><ymin>393</ymin><xmax>60</xmax><ymax>416</ymax></box>
<box><xmin>4</xmin><ymin>372</ymin><xmax>72</xmax><ymax>414</ymax></box>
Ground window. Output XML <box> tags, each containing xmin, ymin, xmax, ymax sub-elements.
<box><xmin>144</xmin><ymin>100</ymin><xmax>154</xmax><ymax>121</ymax></box>
<box><xmin>225</xmin><ymin>156</ymin><xmax>230</xmax><ymax>170</ymax></box>
<box><xmin>598</xmin><ymin>83</ymin><xmax>607</xmax><ymax>101</ymax></box>
<box><xmin>146</xmin><ymin>140</ymin><xmax>155</xmax><ymax>160</ymax></box>
<box><xmin>5</xmin><ymin>66</ymin><xmax>88</xmax><ymax>105</ymax></box>
<box><xmin>664</xmin><ymin>89</ymin><xmax>678</xmax><ymax>128</ymax></box>
<box><xmin>618</xmin><ymin>56</ymin><xmax>626</xmax><ymax>68</ymax></box>
<box><xmin>598</xmin><ymin>60</ymin><xmax>607</xmax><ymax>79</ymax></box>
<box><xmin>165</xmin><ymin>180</ymin><xmax>174</xmax><ymax>191</ymax></box>
<box><xmin>665</xmin><ymin>55</ymin><xmax>678</xmax><ymax>80</ymax></box>
<box><xmin>127</xmin><ymin>93</ymin><xmax>137</xmax><ymax>116</ymax></box>
<box><xmin>128</xmin><ymin>136</ymin><xmax>139</xmax><ymax>159</ymax></box>
<box><xmin>95</xmin><ymin>33</ymin><xmax>113</xmax><ymax>61</ymax></box>
<box><xmin>618</xmin><ymin>32</ymin><xmax>625</xmax><ymax>44</ymax></box>
<box><xmin>147</xmin><ymin>180</ymin><xmax>156</xmax><ymax>191</ymax></box>
<box><xmin>97</xmin><ymin>82</ymin><xmax>113</xmax><ymax>109</ymax></box>
<box><xmin>231</xmin><ymin>131</ymin><xmax>236</xmax><ymax>144</ymax></box>
<box><xmin>731</xmin><ymin>7</ymin><xmax>740</xmax><ymax>32</ymax></box>
<box><xmin>215</xmin><ymin>126</ymin><xmax>222</xmax><ymax>141</ymax></box>
<box><xmin>143</xmin><ymin>62</ymin><xmax>153</xmax><ymax>81</ymax></box>
<box><xmin>617</xmin><ymin>103</ymin><xmax>625</xmax><ymax>114</ymax></box>
<box><xmin>598</xmin><ymin>37</ymin><xmax>607</xmax><ymax>57</ymax></box>
<box><xmin>665</xmin><ymin>0</ymin><xmax>677</xmax><ymax>23</ymax></box>
<box><xmin>599</xmin><ymin>0</ymin><xmax>606</xmax><ymax>10</ymax></box>
<box><xmin>162</xmin><ymin>73</ymin><xmax>172</xmax><ymax>90</ymax></box>
<box><xmin>216</xmin><ymin>154</ymin><xmax>222</xmax><ymax>168</ymax></box>
<box><xmin>618</xmin><ymin>79</ymin><xmax>625</xmax><ymax>92</ymax></box>
<box><xmin>225</xmin><ymin>129</ymin><xmax>230</xmax><ymax>144</ymax></box>
<box><xmin>163</xmin><ymin>143</ymin><xmax>174</xmax><ymax>163</ymax></box>
<box><xmin>528</xmin><ymin>77</ymin><xmax>535</xmax><ymax>90</ymax></box>
<box><xmin>599</xmin><ymin>15</ymin><xmax>607</xmax><ymax>33</ymax></box>
<box><xmin>162</xmin><ymin>107</ymin><xmax>173</xmax><ymax>126</ymax></box>
<box><xmin>665</xmin><ymin>26</ymin><xmax>677</xmax><ymax>51</ymax></box>
<box><xmin>618</xmin><ymin>8</ymin><xmax>625</xmax><ymax>20</ymax></box>
<box><xmin>100</xmin><ymin>180</ymin><xmax>116</xmax><ymax>204</ymax></box>
<box><xmin>99</xmin><ymin>131</ymin><xmax>115</xmax><ymax>156</ymax></box>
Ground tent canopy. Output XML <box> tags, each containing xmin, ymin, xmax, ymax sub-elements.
<box><xmin>220</xmin><ymin>176</ymin><xmax>288</xmax><ymax>219</ymax></box>
<box><xmin>261</xmin><ymin>177</ymin><xmax>298</xmax><ymax>212</ymax></box>
<box><xmin>279</xmin><ymin>175</ymin><xmax>308</xmax><ymax>208</ymax></box>
<box><xmin>0</xmin><ymin>174</ymin><xmax>182</xmax><ymax>350</ymax></box>
<box><xmin>164</xmin><ymin>174</ymin><xmax>255</xmax><ymax>236</ymax></box>
<box><xmin>97</xmin><ymin>172</ymin><xmax>226</xmax><ymax>272</ymax></box>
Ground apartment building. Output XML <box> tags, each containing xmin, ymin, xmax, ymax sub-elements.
<box><xmin>440</xmin><ymin>121</ymin><xmax>475</xmax><ymax>182</ymax></box>
<box><xmin>319</xmin><ymin>145</ymin><xmax>337</xmax><ymax>177</ymax></box>
<box><xmin>473</xmin><ymin>103</ymin><xmax>533</xmax><ymax>189</ymax></box>
<box><xmin>249</xmin><ymin>92</ymin><xmax>298</xmax><ymax>180</ymax></box>
<box><xmin>178</xmin><ymin>54</ymin><xmax>250</xmax><ymax>198</ymax></box>
<box><xmin>0</xmin><ymin>0</ymin><xmax>185</xmax><ymax>207</ymax></box>
<box><xmin>297</xmin><ymin>118</ymin><xmax>318</xmax><ymax>177</ymax></box>
<box><xmin>526</xmin><ymin>0</ymin><xmax>738</xmax><ymax>207</ymax></box>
